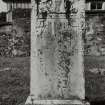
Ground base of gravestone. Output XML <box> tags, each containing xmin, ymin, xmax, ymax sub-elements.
<box><xmin>25</xmin><ymin>96</ymin><xmax>85</xmax><ymax>105</ymax></box>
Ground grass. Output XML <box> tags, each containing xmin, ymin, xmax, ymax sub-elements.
<box><xmin>0</xmin><ymin>57</ymin><xmax>30</xmax><ymax>105</ymax></box>
<box><xmin>84</xmin><ymin>56</ymin><xmax>105</xmax><ymax>101</ymax></box>
<box><xmin>1</xmin><ymin>55</ymin><xmax>105</xmax><ymax>104</ymax></box>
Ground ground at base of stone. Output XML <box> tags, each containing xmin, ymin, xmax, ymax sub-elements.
<box><xmin>0</xmin><ymin>57</ymin><xmax>30</xmax><ymax>105</ymax></box>
<box><xmin>25</xmin><ymin>104</ymin><xmax>84</xmax><ymax>105</ymax></box>
<box><xmin>25</xmin><ymin>98</ymin><xmax>85</xmax><ymax>105</ymax></box>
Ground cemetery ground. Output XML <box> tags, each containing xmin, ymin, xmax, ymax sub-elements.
<box><xmin>1</xmin><ymin>55</ymin><xmax>105</xmax><ymax>105</ymax></box>
<box><xmin>85</xmin><ymin>56</ymin><xmax>105</xmax><ymax>102</ymax></box>
<box><xmin>0</xmin><ymin>56</ymin><xmax>30</xmax><ymax>105</ymax></box>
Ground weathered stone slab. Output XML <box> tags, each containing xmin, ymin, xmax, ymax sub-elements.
<box><xmin>26</xmin><ymin>0</ymin><xmax>85</xmax><ymax>104</ymax></box>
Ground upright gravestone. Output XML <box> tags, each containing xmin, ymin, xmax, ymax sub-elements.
<box><xmin>26</xmin><ymin>0</ymin><xmax>85</xmax><ymax>105</ymax></box>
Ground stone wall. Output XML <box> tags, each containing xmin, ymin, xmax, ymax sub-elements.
<box><xmin>85</xmin><ymin>14</ymin><xmax>105</xmax><ymax>56</ymax></box>
<box><xmin>0</xmin><ymin>9</ymin><xmax>31</xmax><ymax>57</ymax></box>
<box><xmin>10</xmin><ymin>8</ymin><xmax>31</xmax><ymax>57</ymax></box>
<box><xmin>0</xmin><ymin>31</ymin><xmax>30</xmax><ymax>57</ymax></box>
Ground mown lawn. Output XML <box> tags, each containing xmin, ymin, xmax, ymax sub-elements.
<box><xmin>85</xmin><ymin>56</ymin><xmax>105</xmax><ymax>101</ymax></box>
<box><xmin>0</xmin><ymin>57</ymin><xmax>30</xmax><ymax>105</ymax></box>
<box><xmin>1</xmin><ymin>56</ymin><xmax>105</xmax><ymax>104</ymax></box>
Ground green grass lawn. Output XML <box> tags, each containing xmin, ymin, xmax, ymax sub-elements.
<box><xmin>0</xmin><ymin>57</ymin><xmax>30</xmax><ymax>105</ymax></box>
<box><xmin>85</xmin><ymin>56</ymin><xmax>105</xmax><ymax>101</ymax></box>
